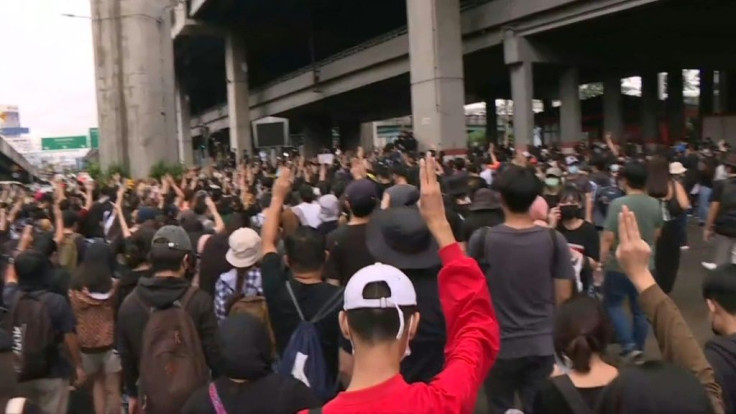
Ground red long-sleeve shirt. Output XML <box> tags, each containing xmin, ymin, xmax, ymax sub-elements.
<box><xmin>302</xmin><ymin>242</ymin><xmax>500</xmax><ymax>414</ymax></box>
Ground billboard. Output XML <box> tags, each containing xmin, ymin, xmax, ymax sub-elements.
<box><xmin>0</xmin><ymin>105</ymin><xmax>20</xmax><ymax>128</ymax></box>
<box><xmin>42</xmin><ymin>136</ymin><xmax>89</xmax><ymax>151</ymax></box>
<box><xmin>89</xmin><ymin>128</ymin><xmax>99</xmax><ymax>149</ymax></box>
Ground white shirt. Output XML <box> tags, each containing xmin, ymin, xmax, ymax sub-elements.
<box><xmin>292</xmin><ymin>202</ymin><xmax>323</xmax><ymax>228</ymax></box>
<box><xmin>480</xmin><ymin>168</ymin><xmax>493</xmax><ymax>186</ymax></box>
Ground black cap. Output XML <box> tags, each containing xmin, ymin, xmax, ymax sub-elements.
<box><xmin>469</xmin><ymin>188</ymin><xmax>501</xmax><ymax>211</ymax></box>
<box><xmin>345</xmin><ymin>179</ymin><xmax>378</xmax><ymax>211</ymax></box>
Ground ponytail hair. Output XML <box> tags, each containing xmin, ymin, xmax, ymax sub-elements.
<box><xmin>554</xmin><ymin>296</ymin><xmax>612</xmax><ymax>374</ymax></box>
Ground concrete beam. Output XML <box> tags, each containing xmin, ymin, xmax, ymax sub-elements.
<box><xmin>189</xmin><ymin>0</ymin><xmax>210</xmax><ymax>17</ymax></box>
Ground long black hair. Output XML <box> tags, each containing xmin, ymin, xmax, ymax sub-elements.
<box><xmin>71</xmin><ymin>241</ymin><xmax>114</xmax><ymax>294</ymax></box>
<box><xmin>646</xmin><ymin>155</ymin><xmax>670</xmax><ymax>199</ymax></box>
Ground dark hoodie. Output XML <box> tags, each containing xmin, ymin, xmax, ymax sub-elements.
<box><xmin>706</xmin><ymin>334</ymin><xmax>736</xmax><ymax>413</ymax></box>
<box><xmin>182</xmin><ymin>314</ymin><xmax>319</xmax><ymax>414</ymax></box>
<box><xmin>117</xmin><ymin>276</ymin><xmax>221</xmax><ymax>397</ymax></box>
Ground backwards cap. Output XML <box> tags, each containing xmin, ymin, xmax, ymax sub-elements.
<box><xmin>344</xmin><ymin>263</ymin><xmax>417</xmax><ymax>340</ymax></box>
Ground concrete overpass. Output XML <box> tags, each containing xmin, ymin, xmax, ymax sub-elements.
<box><xmin>0</xmin><ymin>136</ymin><xmax>39</xmax><ymax>182</ymax></box>
<box><xmin>90</xmin><ymin>0</ymin><xmax>736</xmax><ymax>175</ymax></box>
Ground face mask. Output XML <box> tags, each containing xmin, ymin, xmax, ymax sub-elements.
<box><xmin>545</xmin><ymin>178</ymin><xmax>560</xmax><ymax>187</ymax></box>
<box><xmin>568</xmin><ymin>165</ymin><xmax>579</xmax><ymax>175</ymax></box>
<box><xmin>560</xmin><ymin>205</ymin><xmax>579</xmax><ymax>220</ymax></box>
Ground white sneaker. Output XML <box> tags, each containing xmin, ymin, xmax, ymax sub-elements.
<box><xmin>680</xmin><ymin>245</ymin><xmax>690</xmax><ymax>251</ymax></box>
<box><xmin>702</xmin><ymin>262</ymin><xmax>717</xmax><ymax>270</ymax></box>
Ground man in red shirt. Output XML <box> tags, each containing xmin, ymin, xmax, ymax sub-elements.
<box><xmin>302</xmin><ymin>155</ymin><xmax>500</xmax><ymax>414</ymax></box>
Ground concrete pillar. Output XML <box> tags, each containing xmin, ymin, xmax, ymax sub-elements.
<box><xmin>406</xmin><ymin>0</ymin><xmax>466</xmax><ymax>150</ymax></box>
<box><xmin>360</xmin><ymin>123</ymin><xmax>375</xmax><ymax>152</ymax></box>
<box><xmin>700</xmin><ymin>69</ymin><xmax>714</xmax><ymax>116</ymax></box>
<box><xmin>91</xmin><ymin>0</ymin><xmax>178</xmax><ymax>178</ymax></box>
<box><xmin>641</xmin><ymin>72</ymin><xmax>660</xmax><ymax>142</ymax></box>
<box><xmin>485</xmin><ymin>99</ymin><xmax>498</xmax><ymax>145</ymax></box>
<box><xmin>175</xmin><ymin>80</ymin><xmax>193</xmax><ymax>166</ymax></box>
<box><xmin>666</xmin><ymin>70</ymin><xmax>685</xmax><ymax>142</ymax></box>
<box><xmin>603</xmin><ymin>75</ymin><xmax>624</xmax><ymax>140</ymax></box>
<box><xmin>559</xmin><ymin>67</ymin><xmax>581</xmax><ymax>147</ymax></box>
<box><xmin>303</xmin><ymin>118</ymin><xmax>332</xmax><ymax>157</ymax></box>
<box><xmin>225</xmin><ymin>33</ymin><xmax>252</xmax><ymax>164</ymax></box>
<box><xmin>338</xmin><ymin>121</ymin><xmax>361</xmax><ymax>151</ymax></box>
<box><xmin>724</xmin><ymin>70</ymin><xmax>736</xmax><ymax>113</ymax></box>
<box><xmin>510</xmin><ymin>62</ymin><xmax>534</xmax><ymax>149</ymax></box>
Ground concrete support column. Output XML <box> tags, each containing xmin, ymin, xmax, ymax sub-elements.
<box><xmin>700</xmin><ymin>70</ymin><xmax>714</xmax><ymax>116</ymax></box>
<box><xmin>91</xmin><ymin>0</ymin><xmax>178</xmax><ymax>178</ymax></box>
<box><xmin>225</xmin><ymin>33</ymin><xmax>252</xmax><ymax>164</ymax></box>
<box><xmin>303</xmin><ymin>117</ymin><xmax>332</xmax><ymax>157</ymax></box>
<box><xmin>510</xmin><ymin>62</ymin><xmax>534</xmax><ymax>149</ymax></box>
<box><xmin>175</xmin><ymin>81</ymin><xmax>193</xmax><ymax>166</ymax></box>
<box><xmin>559</xmin><ymin>67</ymin><xmax>581</xmax><ymax>147</ymax></box>
<box><xmin>360</xmin><ymin>123</ymin><xmax>375</xmax><ymax>152</ymax></box>
<box><xmin>667</xmin><ymin>70</ymin><xmax>685</xmax><ymax>142</ymax></box>
<box><xmin>485</xmin><ymin>99</ymin><xmax>498</xmax><ymax>145</ymax></box>
<box><xmin>603</xmin><ymin>75</ymin><xmax>624</xmax><ymax>140</ymax></box>
<box><xmin>724</xmin><ymin>70</ymin><xmax>736</xmax><ymax>113</ymax></box>
<box><xmin>338</xmin><ymin>121</ymin><xmax>361</xmax><ymax>151</ymax></box>
<box><xmin>641</xmin><ymin>72</ymin><xmax>660</xmax><ymax>142</ymax></box>
<box><xmin>406</xmin><ymin>0</ymin><xmax>466</xmax><ymax>150</ymax></box>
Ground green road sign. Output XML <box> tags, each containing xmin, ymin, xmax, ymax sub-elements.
<box><xmin>41</xmin><ymin>136</ymin><xmax>89</xmax><ymax>151</ymax></box>
<box><xmin>89</xmin><ymin>128</ymin><xmax>99</xmax><ymax>149</ymax></box>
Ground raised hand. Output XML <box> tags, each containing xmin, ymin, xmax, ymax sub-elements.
<box><xmin>615</xmin><ymin>205</ymin><xmax>655</xmax><ymax>292</ymax></box>
<box><xmin>273</xmin><ymin>167</ymin><xmax>292</xmax><ymax>201</ymax></box>
<box><xmin>419</xmin><ymin>154</ymin><xmax>454</xmax><ymax>249</ymax></box>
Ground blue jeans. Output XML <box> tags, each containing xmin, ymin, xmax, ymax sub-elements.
<box><xmin>603</xmin><ymin>271</ymin><xmax>649</xmax><ymax>353</ymax></box>
<box><xmin>698</xmin><ymin>186</ymin><xmax>712</xmax><ymax>224</ymax></box>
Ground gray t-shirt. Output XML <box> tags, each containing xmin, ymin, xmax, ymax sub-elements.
<box><xmin>385</xmin><ymin>184</ymin><xmax>419</xmax><ymax>207</ymax></box>
<box><xmin>469</xmin><ymin>224</ymin><xmax>575</xmax><ymax>359</ymax></box>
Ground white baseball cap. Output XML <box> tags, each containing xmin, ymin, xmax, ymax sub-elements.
<box><xmin>344</xmin><ymin>263</ymin><xmax>417</xmax><ymax>339</ymax></box>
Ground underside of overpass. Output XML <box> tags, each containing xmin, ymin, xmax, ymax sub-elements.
<box><xmin>167</xmin><ymin>0</ymin><xmax>736</xmax><ymax>161</ymax></box>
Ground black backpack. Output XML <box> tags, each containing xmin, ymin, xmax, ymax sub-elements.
<box><xmin>0</xmin><ymin>291</ymin><xmax>56</xmax><ymax>382</ymax></box>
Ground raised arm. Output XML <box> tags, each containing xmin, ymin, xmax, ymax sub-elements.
<box><xmin>417</xmin><ymin>155</ymin><xmax>500</xmax><ymax>413</ymax></box>
<box><xmin>605</xmin><ymin>132</ymin><xmax>619</xmax><ymax>157</ymax></box>
<box><xmin>115</xmin><ymin>186</ymin><xmax>132</xmax><ymax>239</ymax></box>
<box><xmin>204</xmin><ymin>196</ymin><xmax>225</xmax><ymax>234</ymax></box>
<box><xmin>617</xmin><ymin>206</ymin><xmax>724</xmax><ymax>414</ymax></box>
<box><xmin>261</xmin><ymin>167</ymin><xmax>292</xmax><ymax>255</ymax></box>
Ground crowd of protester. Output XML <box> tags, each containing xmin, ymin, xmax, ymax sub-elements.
<box><xmin>0</xmin><ymin>133</ymin><xmax>734</xmax><ymax>414</ymax></box>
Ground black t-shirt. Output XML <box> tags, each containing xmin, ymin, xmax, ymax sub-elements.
<box><xmin>260</xmin><ymin>253</ymin><xmax>342</xmax><ymax>383</ymax></box>
<box><xmin>323</xmin><ymin>224</ymin><xmax>375</xmax><ymax>285</ymax></box>
<box><xmin>182</xmin><ymin>375</ymin><xmax>319</xmax><ymax>414</ymax></box>
<box><xmin>533</xmin><ymin>380</ymin><xmax>604</xmax><ymax>414</ymax></box>
<box><xmin>461</xmin><ymin>210</ymin><xmax>504</xmax><ymax>242</ymax></box>
<box><xmin>556</xmin><ymin>220</ymin><xmax>600</xmax><ymax>291</ymax></box>
<box><xmin>710</xmin><ymin>178</ymin><xmax>736</xmax><ymax>235</ymax></box>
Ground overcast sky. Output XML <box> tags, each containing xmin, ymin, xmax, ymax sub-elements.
<box><xmin>0</xmin><ymin>0</ymin><xmax>97</xmax><ymax>138</ymax></box>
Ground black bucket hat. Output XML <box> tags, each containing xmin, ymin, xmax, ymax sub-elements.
<box><xmin>366</xmin><ymin>206</ymin><xmax>440</xmax><ymax>270</ymax></box>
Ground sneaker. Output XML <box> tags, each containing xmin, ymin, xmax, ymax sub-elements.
<box><xmin>621</xmin><ymin>349</ymin><xmax>645</xmax><ymax>365</ymax></box>
<box><xmin>702</xmin><ymin>262</ymin><xmax>717</xmax><ymax>270</ymax></box>
<box><xmin>680</xmin><ymin>245</ymin><xmax>690</xmax><ymax>251</ymax></box>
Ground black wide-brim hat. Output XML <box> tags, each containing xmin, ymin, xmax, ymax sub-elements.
<box><xmin>366</xmin><ymin>206</ymin><xmax>441</xmax><ymax>270</ymax></box>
